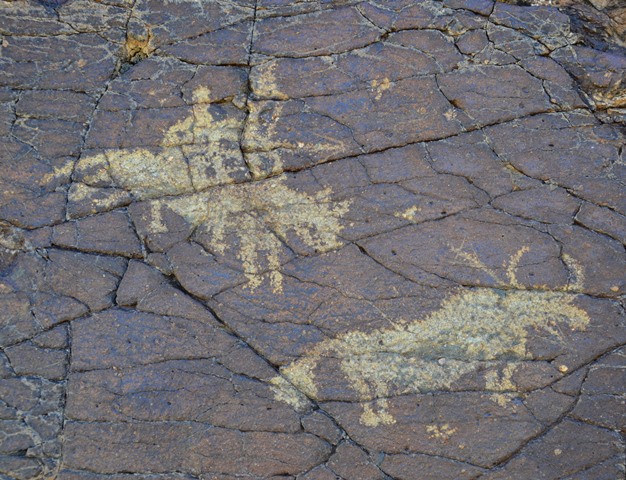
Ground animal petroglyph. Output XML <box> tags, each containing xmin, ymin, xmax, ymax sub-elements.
<box><xmin>73</xmin><ymin>91</ymin><xmax>350</xmax><ymax>292</ymax></box>
<box><xmin>146</xmin><ymin>179</ymin><xmax>350</xmax><ymax>291</ymax></box>
<box><xmin>74</xmin><ymin>102</ymin><xmax>247</xmax><ymax>199</ymax></box>
<box><xmin>71</xmin><ymin>90</ymin><xmax>592</xmax><ymax>427</ymax></box>
<box><xmin>276</xmin><ymin>249</ymin><xmax>590</xmax><ymax>426</ymax></box>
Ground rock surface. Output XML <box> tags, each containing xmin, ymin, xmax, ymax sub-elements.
<box><xmin>0</xmin><ymin>0</ymin><xmax>625</xmax><ymax>479</ymax></box>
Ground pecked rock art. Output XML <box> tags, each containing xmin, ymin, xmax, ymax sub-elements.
<box><xmin>276</xmin><ymin>248</ymin><xmax>591</xmax><ymax>427</ymax></box>
<box><xmin>3</xmin><ymin>0</ymin><xmax>626</xmax><ymax>477</ymax></box>
<box><xmin>73</xmin><ymin>90</ymin><xmax>350</xmax><ymax>292</ymax></box>
<box><xmin>74</xmin><ymin>101</ymin><xmax>247</xmax><ymax>200</ymax></box>
<box><xmin>72</xmin><ymin>94</ymin><xmax>594</xmax><ymax>427</ymax></box>
<box><xmin>144</xmin><ymin>179</ymin><xmax>350</xmax><ymax>291</ymax></box>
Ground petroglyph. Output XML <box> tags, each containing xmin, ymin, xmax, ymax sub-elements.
<box><xmin>269</xmin><ymin>376</ymin><xmax>311</xmax><ymax>412</ymax></box>
<box><xmin>74</xmin><ymin>90</ymin><xmax>350</xmax><ymax>292</ymax></box>
<box><xmin>427</xmin><ymin>424</ymin><xmax>458</xmax><ymax>441</ymax></box>
<box><xmin>3</xmin><ymin>0</ymin><xmax>626</xmax><ymax>476</ymax></box>
<box><xmin>371</xmin><ymin>77</ymin><xmax>391</xmax><ymax>101</ymax></box>
<box><xmin>148</xmin><ymin>179</ymin><xmax>350</xmax><ymax>291</ymax></box>
<box><xmin>74</xmin><ymin>102</ymin><xmax>247</xmax><ymax>199</ymax></box>
<box><xmin>250</xmin><ymin>61</ymin><xmax>289</xmax><ymax>101</ymax></box>
<box><xmin>277</xmin><ymin>249</ymin><xmax>591</xmax><ymax>426</ymax></box>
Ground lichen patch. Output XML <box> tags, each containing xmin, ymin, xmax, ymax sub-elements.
<box><xmin>371</xmin><ymin>77</ymin><xmax>392</xmax><ymax>101</ymax></box>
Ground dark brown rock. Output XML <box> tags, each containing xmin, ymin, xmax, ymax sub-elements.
<box><xmin>301</xmin><ymin>410</ymin><xmax>343</xmax><ymax>445</ymax></box>
<box><xmin>549</xmin><ymin>225</ymin><xmax>626</xmax><ymax>296</ymax></box>
<box><xmin>70</xmin><ymin>309</ymin><xmax>225</xmax><ymax>371</ymax></box>
<box><xmin>305</xmin><ymin>76</ymin><xmax>465</xmax><ymax>149</ymax></box>
<box><xmin>551</xmin><ymin>45</ymin><xmax>626</xmax><ymax>110</ymax></box>
<box><xmin>0</xmin><ymin>420</ymin><xmax>36</xmax><ymax>454</ymax></box>
<box><xmin>575</xmin><ymin>202</ymin><xmax>626</xmax><ymax>245</ymax></box>
<box><xmin>523</xmin><ymin>388</ymin><xmax>576</xmax><ymax>424</ymax></box>
<box><xmin>456</xmin><ymin>28</ymin><xmax>489</xmax><ymax>55</ymax></box>
<box><xmin>479</xmin><ymin>419</ymin><xmax>623</xmax><ymax>479</ymax></box>
<box><xmin>63</xmin><ymin>422</ymin><xmax>330</xmax><ymax>476</ymax></box>
<box><xmin>360</xmin><ymin>211</ymin><xmax>569</xmax><ymax>289</ymax></box>
<box><xmin>0</xmin><ymin>190</ymin><xmax>66</xmax><ymax>229</ymax></box>
<box><xmin>443</xmin><ymin>0</ymin><xmax>494</xmax><ymax>16</ymax></box>
<box><xmin>168</xmin><ymin>241</ymin><xmax>246</xmax><ymax>300</ymax></box>
<box><xmin>57</xmin><ymin>473</ymin><xmax>197</xmax><ymax>480</ymax></box>
<box><xmin>0</xmin><ymin>34</ymin><xmax>118</xmax><ymax>92</ymax></box>
<box><xmin>4</xmin><ymin>342</ymin><xmax>67</xmax><ymax>380</ymax></box>
<box><xmin>425</xmin><ymin>130</ymin><xmax>518</xmax><ymax>197</ymax></box>
<box><xmin>325</xmin><ymin>393</ymin><xmax>542</xmax><ymax>467</ymax></box>
<box><xmin>129</xmin><ymin>0</ymin><xmax>253</xmax><ymax>50</ymax></box>
<box><xmin>16</xmin><ymin>90</ymin><xmax>95</xmax><ymax>123</ymax></box>
<box><xmin>66</xmin><ymin>359</ymin><xmax>304</xmax><ymax>432</ymax></box>
<box><xmin>52</xmin><ymin>211</ymin><xmax>142</xmax><ymax>257</ymax></box>
<box><xmin>116</xmin><ymin>260</ymin><xmax>213</xmax><ymax>321</ymax></box>
<box><xmin>32</xmin><ymin>294</ymin><xmax>89</xmax><ymax>331</ymax></box>
<box><xmin>570</xmin><ymin>350</ymin><xmax>626</xmax><ymax>431</ymax></box>
<box><xmin>299</xmin><ymin>465</ymin><xmax>340</xmax><ymax>480</ymax></box>
<box><xmin>486</xmin><ymin>112</ymin><xmax>625</xmax><ymax>215</ymax></box>
<box><xmin>256</xmin><ymin>0</ymin><xmax>358</xmax><ymax>17</ymax></box>
<box><xmin>380</xmin><ymin>453</ymin><xmax>485</xmax><ymax>480</ymax></box>
<box><xmin>0</xmin><ymin>455</ymin><xmax>43</xmax><ymax>480</ymax></box>
<box><xmin>243</xmin><ymin>99</ymin><xmax>363</xmax><ymax>177</ymax></box>
<box><xmin>358</xmin><ymin>0</ymin><xmax>448</xmax><ymax>31</ymax></box>
<box><xmin>254</xmin><ymin>7</ymin><xmax>381</xmax><ymax>58</ymax></box>
<box><xmin>66</xmin><ymin>184</ymin><xmax>132</xmax><ymax>219</ymax></box>
<box><xmin>520</xmin><ymin>56</ymin><xmax>586</xmax><ymax>110</ymax></box>
<box><xmin>491</xmin><ymin>186</ymin><xmax>580</xmax><ymax>225</ymax></box>
<box><xmin>490</xmin><ymin>2</ymin><xmax>575</xmax><ymax>49</ymax></box>
<box><xmin>159</xmin><ymin>22</ymin><xmax>253</xmax><ymax>66</ymax></box>
<box><xmin>0</xmin><ymin>292</ymin><xmax>37</xmax><ymax>347</ymax></box>
<box><xmin>44</xmin><ymin>250</ymin><xmax>127</xmax><ymax>311</ymax></box>
<box><xmin>437</xmin><ymin>65</ymin><xmax>552</xmax><ymax>126</ymax></box>
<box><xmin>328</xmin><ymin>442</ymin><xmax>384</xmax><ymax>480</ymax></box>
<box><xmin>250</xmin><ymin>29</ymin><xmax>463</xmax><ymax>101</ymax></box>
<box><xmin>571</xmin><ymin>393</ymin><xmax>626</xmax><ymax>430</ymax></box>
<box><xmin>1</xmin><ymin>0</ymin><xmax>625</xmax><ymax>477</ymax></box>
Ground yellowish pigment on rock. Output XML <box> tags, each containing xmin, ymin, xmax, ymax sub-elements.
<box><xmin>278</xmin><ymin>249</ymin><xmax>590</xmax><ymax>426</ymax></box>
<box><xmin>394</xmin><ymin>205</ymin><xmax>422</xmax><ymax>221</ymax></box>
<box><xmin>40</xmin><ymin>161</ymin><xmax>74</xmax><ymax>185</ymax></box>
<box><xmin>268</xmin><ymin>376</ymin><xmax>311</xmax><ymax>412</ymax></box>
<box><xmin>147</xmin><ymin>178</ymin><xmax>350</xmax><ymax>292</ymax></box>
<box><xmin>191</xmin><ymin>86</ymin><xmax>213</xmax><ymax>104</ymax></box>
<box><xmin>243</xmin><ymin>100</ymin><xmax>355</xmax><ymax>179</ymax></box>
<box><xmin>485</xmin><ymin>363</ymin><xmax>517</xmax><ymax>407</ymax></box>
<box><xmin>69</xmin><ymin>87</ymin><xmax>592</xmax><ymax>427</ymax></box>
<box><xmin>245</xmin><ymin>150</ymin><xmax>285</xmax><ymax>180</ymax></box>
<box><xmin>75</xmin><ymin>102</ymin><xmax>246</xmax><ymax>200</ymax></box>
<box><xmin>74</xmin><ymin>89</ymin><xmax>350</xmax><ymax>293</ymax></box>
<box><xmin>67</xmin><ymin>183</ymin><xmax>132</xmax><ymax>217</ymax></box>
<box><xmin>251</xmin><ymin>61</ymin><xmax>289</xmax><ymax>100</ymax></box>
<box><xmin>484</xmin><ymin>363</ymin><xmax>516</xmax><ymax>392</ymax></box>
<box><xmin>426</xmin><ymin>424</ymin><xmax>457</xmax><ymax>441</ymax></box>
<box><xmin>371</xmin><ymin>77</ymin><xmax>392</xmax><ymax>101</ymax></box>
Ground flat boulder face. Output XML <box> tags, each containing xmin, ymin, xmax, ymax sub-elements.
<box><xmin>0</xmin><ymin>0</ymin><xmax>625</xmax><ymax>479</ymax></box>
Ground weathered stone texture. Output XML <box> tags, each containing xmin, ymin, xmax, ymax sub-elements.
<box><xmin>0</xmin><ymin>0</ymin><xmax>625</xmax><ymax>478</ymax></box>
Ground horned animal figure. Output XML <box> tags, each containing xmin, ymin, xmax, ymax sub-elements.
<box><xmin>278</xmin><ymin>247</ymin><xmax>590</xmax><ymax>426</ymax></box>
